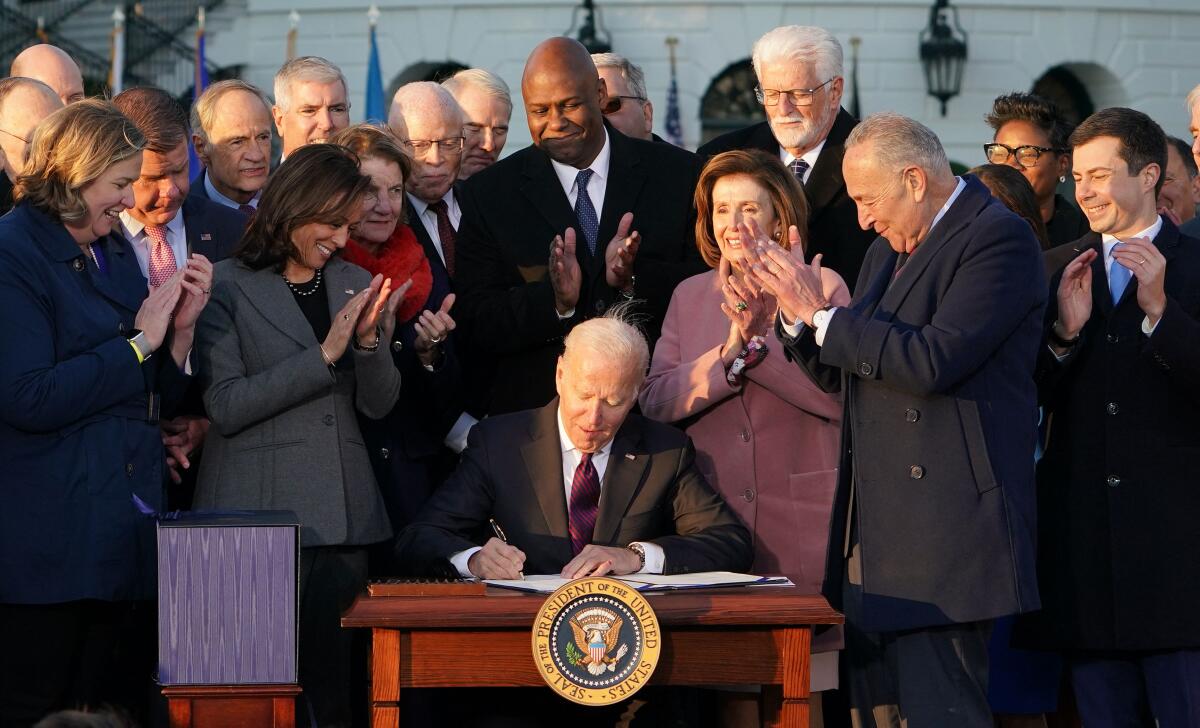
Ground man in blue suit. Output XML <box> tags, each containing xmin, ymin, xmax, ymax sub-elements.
<box><xmin>749</xmin><ymin>112</ymin><xmax>1046</xmax><ymax>726</ymax></box>
<box><xmin>113</xmin><ymin>87</ymin><xmax>245</xmax><ymax>495</ymax></box>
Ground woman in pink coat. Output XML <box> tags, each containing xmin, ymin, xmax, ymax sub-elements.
<box><xmin>639</xmin><ymin>150</ymin><xmax>850</xmax><ymax>714</ymax></box>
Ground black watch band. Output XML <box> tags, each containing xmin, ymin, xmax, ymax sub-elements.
<box><xmin>1048</xmin><ymin>322</ymin><xmax>1080</xmax><ymax>348</ymax></box>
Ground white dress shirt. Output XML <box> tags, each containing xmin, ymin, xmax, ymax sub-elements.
<box><xmin>407</xmin><ymin>189</ymin><xmax>460</xmax><ymax>267</ymax></box>
<box><xmin>782</xmin><ymin>176</ymin><xmax>968</xmax><ymax>344</ymax></box>
<box><xmin>780</xmin><ymin>137</ymin><xmax>827</xmax><ymax>185</ymax></box>
<box><xmin>118</xmin><ymin>210</ymin><xmax>189</xmax><ymax>282</ymax></box>
<box><xmin>450</xmin><ymin>407</ymin><xmax>665</xmax><ymax>577</ymax></box>
<box><xmin>204</xmin><ymin>171</ymin><xmax>259</xmax><ymax>210</ymax></box>
<box><xmin>550</xmin><ymin>128</ymin><xmax>612</xmax><ymax>220</ymax></box>
<box><xmin>1103</xmin><ymin>214</ymin><xmax>1163</xmax><ymax>335</ymax></box>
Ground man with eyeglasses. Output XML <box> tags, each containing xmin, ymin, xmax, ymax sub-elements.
<box><xmin>592</xmin><ymin>52</ymin><xmax>656</xmax><ymax>142</ymax></box>
<box><xmin>698</xmin><ymin>25</ymin><xmax>877</xmax><ymax>287</ymax></box>
<box><xmin>0</xmin><ymin>77</ymin><xmax>61</xmax><ymax>215</ymax></box>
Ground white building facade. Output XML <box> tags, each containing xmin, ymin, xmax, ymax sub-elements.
<box><xmin>198</xmin><ymin>0</ymin><xmax>1200</xmax><ymax>166</ymax></box>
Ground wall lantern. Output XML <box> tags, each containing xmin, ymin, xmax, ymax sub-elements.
<box><xmin>567</xmin><ymin>0</ymin><xmax>611</xmax><ymax>54</ymax></box>
<box><xmin>919</xmin><ymin>0</ymin><xmax>968</xmax><ymax>116</ymax></box>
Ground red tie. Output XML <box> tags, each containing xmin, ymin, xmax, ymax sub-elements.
<box><xmin>568</xmin><ymin>453</ymin><xmax>601</xmax><ymax>555</ymax></box>
<box><xmin>145</xmin><ymin>225</ymin><xmax>177</xmax><ymax>287</ymax></box>
<box><xmin>428</xmin><ymin>199</ymin><xmax>456</xmax><ymax>277</ymax></box>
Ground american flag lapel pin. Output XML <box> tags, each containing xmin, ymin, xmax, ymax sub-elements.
<box><xmin>345</xmin><ymin>289</ymin><xmax>355</xmax><ymax>295</ymax></box>
<box><xmin>625</xmin><ymin>453</ymin><xmax>636</xmax><ymax>460</ymax></box>
<box><xmin>200</xmin><ymin>233</ymin><xmax>212</xmax><ymax>241</ymax></box>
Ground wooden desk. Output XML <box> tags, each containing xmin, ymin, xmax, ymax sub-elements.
<box><xmin>162</xmin><ymin>683</ymin><xmax>300</xmax><ymax>728</ymax></box>
<box><xmin>342</xmin><ymin>585</ymin><xmax>842</xmax><ymax>728</ymax></box>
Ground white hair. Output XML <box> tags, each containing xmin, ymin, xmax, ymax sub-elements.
<box><xmin>191</xmin><ymin>79</ymin><xmax>271</xmax><ymax>148</ymax></box>
<box><xmin>845</xmin><ymin>112</ymin><xmax>950</xmax><ymax>176</ymax></box>
<box><xmin>561</xmin><ymin>304</ymin><xmax>650</xmax><ymax>388</ymax></box>
<box><xmin>1187</xmin><ymin>83</ymin><xmax>1200</xmax><ymax>114</ymax></box>
<box><xmin>442</xmin><ymin>68</ymin><xmax>513</xmax><ymax>114</ymax></box>
<box><xmin>591</xmin><ymin>52</ymin><xmax>648</xmax><ymax>100</ymax></box>
<box><xmin>752</xmin><ymin>25</ymin><xmax>843</xmax><ymax>83</ymax></box>
<box><xmin>388</xmin><ymin>82</ymin><xmax>464</xmax><ymax>134</ymax></box>
<box><xmin>273</xmin><ymin>56</ymin><xmax>347</xmax><ymax>111</ymax></box>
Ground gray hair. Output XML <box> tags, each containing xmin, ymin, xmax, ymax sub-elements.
<box><xmin>752</xmin><ymin>25</ymin><xmax>843</xmax><ymax>83</ymax></box>
<box><xmin>591</xmin><ymin>52</ymin><xmax>648</xmax><ymax>100</ymax></box>
<box><xmin>274</xmin><ymin>56</ymin><xmax>347</xmax><ymax>112</ymax></box>
<box><xmin>1168</xmin><ymin>135</ymin><xmax>1198</xmax><ymax>178</ymax></box>
<box><xmin>190</xmin><ymin>79</ymin><xmax>272</xmax><ymax>148</ymax></box>
<box><xmin>442</xmin><ymin>68</ymin><xmax>512</xmax><ymax>113</ymax></box>
<box><xmin>1187</xmin><ymin>83</ymin><xmax>1200</xmax><ymax>115</ymax></box>
<box><xmin>388</xmin><ymin>82</ymin><xmax>464</xmax><ymax>133</ymax></box>
<box><xmin>0</xmin><ymin>76</ymin><xmax>59</xmax><ymax>114</ymax></box>
<box><xmin>845</xmin><ymin>112</ymin><xmax>950</xmax><ymax>176</ymax></box>
<box><xmin>561</xmin><ymin>302</ymin><xmax>650</xmax><ymax>389</ymax></box>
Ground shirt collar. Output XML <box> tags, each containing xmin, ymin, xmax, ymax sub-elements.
<box><xmin>1102</xmin><ymin>215</ymin><xmax>1163</xmax><ymax>257</ymax></box>
<box><xmin>550</xmin><ymin>128</ymin><xmax>611</xmax><ymax>195</ymax></box>
<box><xmin>407</xmin><ymin>187</ymin><xmax>457</xmax><ymax>218</ymax></box>
<box><xmin>556</xmin><ymin>406</ymin><xmax>614</xmax><ymax>460</ymax></box>
<box><xmin>204</xmin><ymin>170</ymin><xmax>259</xmax><ymax>209</ymax></box>
<box><xmin>781</xmin><ymin>137</ymin><xmax>827</xmax><ymax>172</ymax></box>
<box><xmin>118</xmin><ymin>208</ymin><xmax>185</xmax><ymax>241</ymax></box>
<box><xmin>928</xmin><ymin>176</ymin><xmax>967</xmax><ymax>234</ymax></box>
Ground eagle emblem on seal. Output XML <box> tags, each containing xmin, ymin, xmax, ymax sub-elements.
<box><xmin>569</xmin><ymin>607</ymin><xmax>630</xmax><ymax>675</ymax></box>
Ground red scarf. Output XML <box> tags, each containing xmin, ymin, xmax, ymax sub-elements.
<box><xmin>342</xmin><ymin>224</ymin><xmax>433</xmax><ymax>324</ymax></box>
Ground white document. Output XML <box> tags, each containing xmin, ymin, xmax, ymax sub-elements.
<box><xmin>484</xmin><ymin>572</ymin><xmax>792</xmax><ymax>594</ymax></box>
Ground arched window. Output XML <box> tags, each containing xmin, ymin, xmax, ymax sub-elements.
<box><xmin>699</xmin><ymin>59</ymin><xmax>764</xmax><ymax>145</ymax></box>
<box><xmin>1031</xmin><ymin>65</ymin><xmax>1095</xmax><ymax>130</ymax></box>
<box><xmin>387</xmin><ymin>60</ymin><xmax>469</xmax><ymax>101</ymax></box>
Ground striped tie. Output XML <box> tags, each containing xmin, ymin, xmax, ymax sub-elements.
<box><xmin>145</xmin><ymin>225</ymin><xmax>177</xmax><ymax>288</ymax></box>
<box><xmin>789</xmin><ymin>158</ymin><xmax>810</xmax><ymax>186</ymax></box>
<box><xmin>568</xmin><ymin>453</ymin><xmax>601</xmax><ymax>555</ymax></box>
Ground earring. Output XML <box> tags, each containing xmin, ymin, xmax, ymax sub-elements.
<box><xmin>1059</xmin><ymin>175</ymin><xmax>1066</xmax><ymax>183</ymax></box>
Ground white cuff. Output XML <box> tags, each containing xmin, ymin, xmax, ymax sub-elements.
<box><xmin>1048</xmin><ymin>343</ymin><xmax>1071</xmax><ymax>363</ymax></box>
<box><xmin>813</xmin><ymin>307</ymin><xmax>838</xmax><ymax>347</ymax></box>
<box><xmin>556</xmin><ymin>307</ymin><xmax>575</xmax><ymax>320</ymax></box>
<box><xmin>1142</xmin><ymin>315</ymin><xmax>1160</xmax><ymax>335</ymax></box>
<box><xmin>443</xmin><ymin>412</ymin><xmax>478</xmax><ymax>454</ymax></box>
<box><xmin>450</xmin><ymin>546</ymin><xmax>482</xmax><ymax>577</ymax></box>
<box><xmin>632</xmin><ymin>542</ymin><xmax>665</xmax><ymax>574</ymax></box>
<box><xmin>182</xmin><ymin>350</ymin><xmax>194</xmax><ymax>375</ymax></box>
<box><xmin>779</xmin><ymin>310</ymin><xmax>804</xmax><ymax>339</ymax></box>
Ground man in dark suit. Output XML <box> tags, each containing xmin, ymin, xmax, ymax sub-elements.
<box><xmin>1023</xmin><ymin>108</ymin><xmax>1200</xmax><ymax>726</ymax></box>
<box><xmin>188</xmin><ymin>79</ymin><xmax>274</xmax><ymax>216</ymax></box>
<box><xmin>455</xmin><ymin>37</ymin><xmax>705</xmax><ymax>416</ymax></box>
<box><xmin>113</xmin><ymin>87</ymin><xmax>246</xmax><ymax>497</ymax></box>
<box><xmin>698</xmin><ymin>25</ymin><xmax>876</xmax><ymax>288</ymax></box>
<box><xmin>747</xmin><ymin>112</ymin><xmax>1045</xmax><ymax>725</ymax></box>
<box><xmin>396</xmin><ymin>311</ymin><xmax>752</xmax><ymax>579</ymax></box>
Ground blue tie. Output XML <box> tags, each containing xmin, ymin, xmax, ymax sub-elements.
<box><xmin>1108</xmin><ymin>242</ymin><xmax>1132</xmax><ymax>305</ymax></box>
<box><xmin>789</xmin><ymin>158</ymin><xmax>810</xmax><ymax>186</ymax></box>
<box><xmin>574</xmin><ymin>169</ymin><xmax>599</xmax><ymax>254</ymax></box>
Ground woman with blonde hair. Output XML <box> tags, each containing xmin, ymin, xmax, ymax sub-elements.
<box><xmin>0</xmin><ymin>99</ymin><xmax>211</xmax><ymax>725</ymax></box>
<box><xmin>639</xmin><ymin>149</ymin><xmax>850</xmax><ymax>725</ymax></box>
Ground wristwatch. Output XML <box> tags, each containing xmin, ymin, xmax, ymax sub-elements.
<box><xmin>128</xmin><ymin>329</ymin><xmax>153</xmax><ymax>362</ymax></box>
<box><xmin>626</xmin><ymin>542</ymin><xmax>646</xmax><ymax>571</ymax></box>
<box><xmin>811</xmin><ymin>306</ymin><xmax>834</xmax><ymax>330</ymax></box>
<box><xmin>620</xmin><ymin>275</ymin><xmax>636</xmax><ymax>300</ymax></box>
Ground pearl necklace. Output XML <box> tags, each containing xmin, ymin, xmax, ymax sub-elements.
<box><xmin>283</xmin><ymin>267</ymin><xmax>323</xmax><ymax>296</ymax></box>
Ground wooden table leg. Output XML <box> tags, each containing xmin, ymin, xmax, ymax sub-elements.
<box><xmin>371</xmin><ymin>628</ymin><xmax>401</xmax><ymax>728</ymax></box>
<box><xmin>761</xmin><ymin>627</ymin><xmax>812</xmax><ymax>728</ymax></box>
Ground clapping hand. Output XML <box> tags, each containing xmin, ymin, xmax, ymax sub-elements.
<box><xmin>323</xmin><ymin>282</ymin><xmax>379</xmax><ymax>364</ymax></box>
<box><xmin>414</xmin><ymin>293</ymin><xmax>457</xmax><ymax>367</ymax></box>
<box><xmin>605</xmin><ymin>212</ymin><xmax>640</xmax><ymax>290</ymax></box>
<box><xmin>550</xmin><ymin>228</ymin><xmax>582</xmax><ymax>315</ymax></box>
<box><xmin>718</xmin><ymin>256</ymin><xmax>773</xmax><ymax>360</ymax></box>
<box><xmin>172</xmin><ymin>254</ymin><xmax>213</xmax><ymax>333</ymax></box>
<box><xmin>741</xmin><ymin>221</ymin><xmax>828</xmax><ymax>326</ymax></box>
<box><xmin>1111</xmin><ymin>237</ymin><xmax>1167</xmax><ymax>325</ymax></box>
<box><xmin>134</xmin><ymin>268</ymin><xmax>184</xmax><ymax>352</ymax></box>
<box><xmin>1055</xmin><ymin>248</ymin><xmax>1097</xmax><ymax>342</ymax></box>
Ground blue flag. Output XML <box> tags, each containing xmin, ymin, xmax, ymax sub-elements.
<box><xmin>189</xmin><ymin>27</ymin><xmax>211</xmax><ymax>179</ymax></box>
<box><xmin>364</xmin><ymin>25</ymin><xmax>385</xmax><ymax>124</ymax></box>
<box><xmin>665</xmin><ymin>61</ymin><xmax>683</xmax><ymax>147</ymax></box>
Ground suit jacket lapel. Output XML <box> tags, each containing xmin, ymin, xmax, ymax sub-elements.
<box><xmin>236</xmin><ymin>265</ymin><xmax>319</xmax><ymax>347</ymax></box>
<box><xmin>593</xmin><ymin>417</ymin><xmax>649</xmax><ymax>546</ymax></box>
<box><xmin>748</xmin><ymin>122</ymin><xmax>779</xmax><ymax>154</ymax></box>
<box><xmin>91</xmin><ymin>234</ymin><xmax>149</xmax><ymax>314</ymax></box>
<box><xmin>805</xmin><ymin>108</ymin><xmax>855</xmax><ymax>214</ymax></box>
<box><xmin>323</xmin><ymin>260</ymin><xmax>359</xmax><ymax>325</ymax></box>
<box><xmin>520</xmin><ymin>150</ymin><xmax>579</xmax><ymax>251</ymax></box>
<box><xmin>522</xmin><ymin>401</ymin><xmax>570</xmax><ymax>538</ymax></box>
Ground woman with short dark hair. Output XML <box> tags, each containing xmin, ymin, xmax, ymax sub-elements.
<box><xmin>194</xmin><ymin>143</ymin><xmax>404</xmax><ymax>728</ymax></box>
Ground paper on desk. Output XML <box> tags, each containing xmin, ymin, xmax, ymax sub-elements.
<box><xmin>483</xmin><ymin>572</ymin><xmax>792</xmax><ymax>594</ymax></box>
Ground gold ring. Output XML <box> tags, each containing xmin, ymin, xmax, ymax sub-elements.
<box><xmin>430</xmin><ymin>335</ymin><xmax>444</xmax><ymax>344</ymax></box>
<box><xmin>1139</xmin><ymin>258</ymin><xmax>1146</xmax><ymax>265</ymax></box>
<box><xmin>734</xmin><ymin>301</ymin><xmax>748</xmax><ymax>312</ymax></box>
<box><xmin>343</xmin><ymin>314</ymin><xmax>350</xmax><ymax>321</ymax></box>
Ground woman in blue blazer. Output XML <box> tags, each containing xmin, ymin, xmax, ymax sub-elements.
<box><xmin>0</xmin><ymin>100</ymin><xmax>212</xmax><ymax>725</ymax></box>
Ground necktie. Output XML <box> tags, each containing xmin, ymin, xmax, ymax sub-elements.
<box><xmin>573</xmin><ymin>169</ymin><xmax>599</xmax><ymax>254</ymax></box>
<box><xmin>789</xmin><ymin>158</ymin><xmax>810</xmax><ymax>186</ymax></box>
<box><xmin>1108</xmin><ymin>242</ymin><xmax>1132</xmax><ymax>305</ymax></box>
<box><xmin>568</xmin><ymin>452</ymin><xmax>601</xmax><ymax>555</ymax></box>
<box><xmin>428</xmin><ymin>199</ymin><xmax>457</xmax><ymax>277</ymax></box>
<box><xmin>237</xmin><ymin>204</ymin><xmax>255</xmax><ymax>218</ymax></box>
<box><xmin>145</xmin><ymin>225</ymin><xmax>177</xmax><ymax>288</ymax></box>
<box><xmin>892</xmin><ymin>252</ymin><xmax>909</xmax><ymax>281</ymax></box>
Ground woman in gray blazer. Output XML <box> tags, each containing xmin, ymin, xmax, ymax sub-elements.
<box><xmin>194</xmin><ymin>144</ymin><xmax>405</xmax><ymax>728</ymax></box>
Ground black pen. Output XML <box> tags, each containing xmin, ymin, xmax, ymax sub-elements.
<box><xmin>489</xmin><ymin>518</ymin><xmax>524</xmax><ymax>580</ymax></box>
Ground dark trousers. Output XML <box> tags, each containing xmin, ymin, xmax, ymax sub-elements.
<box><xmin>0</xmin><ymin>600</ymin><xmax>156</xmax><ymax>728</ymax></box>
<box><xmin>841</xmin><ymin>542</ymin><xmax>993</xmax><ymax>727</ymax></box>
<box><xmin>1069</xmin><ymin>649</ymin><xmax>1200</xmax><ymax>727</ymax></box>
<box><xmin>298</xmin><ymin>545</ymin><xmax>369</xmax><ymax>728</ymax></box>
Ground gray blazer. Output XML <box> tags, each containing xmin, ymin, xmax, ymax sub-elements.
<box><xmin>194</xmin><ymin>257</ymin><xmax>401</xmax><ymax>547</ymax></box>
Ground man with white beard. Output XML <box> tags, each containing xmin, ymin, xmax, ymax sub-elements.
<box><xmin>698</xmin><ymin>25</ymin><xmax>876</xmax><ymax>286</ymax></box>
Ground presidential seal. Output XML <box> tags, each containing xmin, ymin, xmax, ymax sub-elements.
<box><xmin>531</xmin><ymin>577</ymin><xmax>661</xmax><ymax>706</ymax></box>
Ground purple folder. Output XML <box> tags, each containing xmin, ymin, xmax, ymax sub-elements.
<box><xmin>157</xmin><ymin>511</ymin><xmax>299</xmax><ymax>685</ymax></box>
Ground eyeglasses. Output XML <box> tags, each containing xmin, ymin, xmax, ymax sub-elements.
<box><xmin>983</xmin><ymin>143</ymin><xmax>1065</xmax><ymax>168</ymax></box>
<box><xmin>401</xmin><ymin>137</ymin><xmax>464</xmax><ymax>158</ymax></box>
<box><xmin>601</xmin><ymin>95</ymin><xmax>647</xmax><ymax>115</ymax></box>
<box><xmin>754</xmin><ymin>79</ymin><xmax>832</xmax><ymax>107</ymax></box>
<box><xmin>0</xmin><ymin>127</ymin><xmax>28</xmax><ymax>143</ymax></box>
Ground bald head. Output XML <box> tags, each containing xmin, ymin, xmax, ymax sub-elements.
<box><xmin>389</xmin><ymin>82</ymin><xmax>466</xmax><ymax>204</ymax></box>
<box><xmin>521</xmin><ymin>37</ymin><xmax>607</xmax><ymax>168</ymax></box>
<box><xmin>10</xmin><ymin>45</ymin><xmax>84</xmax><ymax>105</ymax></box>
<box><xmin>0</xmin><ymin>78</ymin><xmax>63</xmax><ymax>181</ymax></box>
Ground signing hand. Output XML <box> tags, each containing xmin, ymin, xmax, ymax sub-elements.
<box><xmin>550</xmin><ymin>229</ymin><xmax>582</xmax><ymax>315</ymax></box>
<box><xmin>1111</xmin><ymin>237</ymin><xmax>1167</xmax><ymax>325</ymax></box>
<box><xmin>134</xmin><ymin>268</ymin><xmax>185</xmax><ymax>351</ymax></box>
<box><xmin>1056</xmin><ymin>248</ymin><xmax>1098</xmax><ymax>340</ymax></box>
<box><xmin>743</xmin><ymin>223</ymin><xmax>828</xmax><ymax>325</ymax></box>
<box><xmin>605</xmin><ymin>212</ymin><xmax>640</xmax><ymax>290</ymax></box>
<box><xmin>162</xmin><ymin>415</ymin><xmax>210</xmax><ymax>485</ymax></box>
<box><xmin>414</xmin><ymin>293</ymin><xmax>456</xmax><ymax>366</ymax></box>
<box><xmin>561</xmin><ymin>544</ymin><xmax>642</xmax><ymax>579</ymax></box>
<box><xmin>467</xmin><ymin>537</ymin><xmax>526</xmax><ymax>580</ymax></box>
